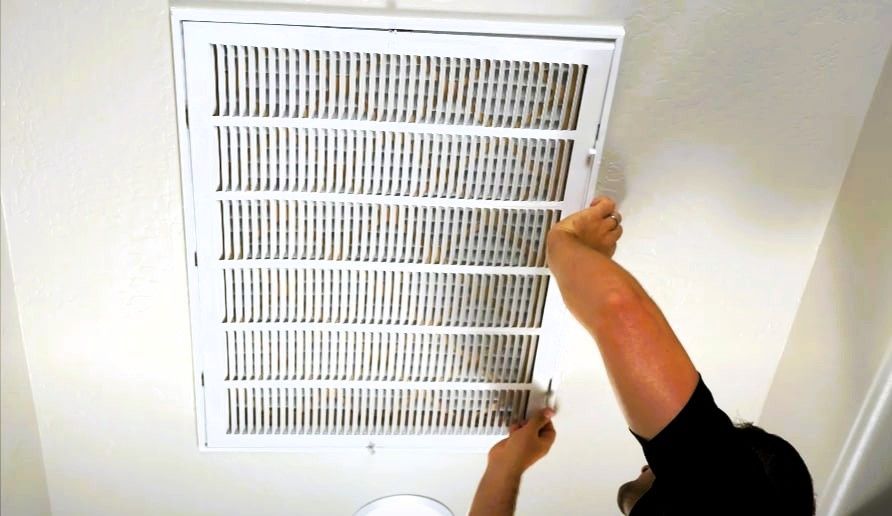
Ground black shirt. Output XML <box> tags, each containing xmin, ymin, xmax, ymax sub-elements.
<box><xmin>629</xmin><ymin>376</ymin><xmax>776</xmax><ymax>515</ymax></box>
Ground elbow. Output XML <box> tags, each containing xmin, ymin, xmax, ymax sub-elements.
<box><xmin>566</xmin><ymin>286</ymin><xmax>643</xmax><ymax>334</ymax></box>
<box><xmin>599</xmin><ymin>287</ymin><xmax>642</xmax><ymax>316</ymax></box>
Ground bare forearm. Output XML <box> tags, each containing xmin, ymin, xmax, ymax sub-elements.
<box><xmin>469</xmin><ymin>467</ymin><xmax>522</xmax><ymax>516</ymax></box>
<box><xmin>547</xmin><ymin>229</ymin><xmax>647</xmax><ymax>330</ymax></box>
<box><xmin>547</xmin><ymin>229</ymin><xmax>698</xmax><ymax>438</ymax></box>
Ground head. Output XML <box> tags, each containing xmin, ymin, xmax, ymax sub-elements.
<box><xmin>617</xmin><ymin>423</ymin><xmax>815</xmax><ymax>515</ymax></box>
<box><xmin>617</xmin><ymin>464</ymin><xmax>655</xmax><ymax>515</ymax></box>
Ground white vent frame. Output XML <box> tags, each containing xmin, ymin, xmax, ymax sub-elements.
<box><xmin>171</xmin><ymin>5</ymin><xmax>623</xmax><ymax>451</ymax></box>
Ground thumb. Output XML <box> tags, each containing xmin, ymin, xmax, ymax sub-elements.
<box><xmin>525</xmin><ymin>408</ymin><xmax>555</xmax><ymax>432</ymax></box>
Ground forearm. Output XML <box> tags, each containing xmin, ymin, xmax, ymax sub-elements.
<box><xmin>546</xmin><ymin>229</ymin><xmax>698</xmax><ymax>438</ymax></box>
<box><xmin>547</xmin><ymin>229</ymin><xmax>648</xmax><ymax>331</ymax></box>
<box><xmin>469</xmin><ymin>466</ymin><xmax>522</xmax><ymax>516</ymax></box>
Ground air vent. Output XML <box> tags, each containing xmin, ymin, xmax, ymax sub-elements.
<box><xmin>223</xmin><ymin>331</ymin><xmax>538</xmax><ymax>383</ymax></box>
<box><xmin>211</xmin><ymin>45</ymin><xmax>586</xmax><ymax>130</ymax></box>
<box><xmin>226</xmin><ymin>387</ymin><xmax>529</xmax><ymax>436</ymax></box>
<box><xmin>219</xmin><ymin>201</ymin><xmax>558</xmax><ymax>265</ymax></box>
<box><xmin>221</xmin><ymin>269</ymin><xmax>548</xmax><ymax>326</ymax></box>
<box><xmin>214</xmin><ymin>127</ymin><xmax>573</xmax><ymax>200</ymax></box>
<box><xmin>175</xmin><ymin>12</ymin><xmax>622</xmax><ymax>449</ymax></box>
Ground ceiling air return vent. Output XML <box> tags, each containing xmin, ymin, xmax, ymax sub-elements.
<box><xmin>172</xmin><ymin>7</ymin><xmax>623</xmax><ymax>449</ymax></box>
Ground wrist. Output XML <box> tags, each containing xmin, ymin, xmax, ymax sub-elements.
<box><xmin>546</xmin><ymin>225</ymin><xmax>575</xmax><ymax>249</ymax></box>
<box><xmin>546</xmin><ymin>227</ymin><xmax>575</xmax><ymax>266</ymax></box>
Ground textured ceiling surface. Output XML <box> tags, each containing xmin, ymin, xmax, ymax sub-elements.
<box><xmin>1</xmin><ymin>1</ymin><xmax>890</xmax><ymax>514</ymax></box>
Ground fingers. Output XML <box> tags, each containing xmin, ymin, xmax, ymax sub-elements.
<box><xmin>589</xmin><ymin>196</ymin><xmax>610</xmax><ymax>207</ymax></box>
<box><xmin>524</xmin><ymin>407</ymin><xmax>556</xmax><ymax>432</ymax></box>
<box><xmin>539</xmin><ymin>420</ymin><xmax>557</xmax><ymax>445</ymax></box>
<box><xmin>539</xmin><ymin>419</ymin><xmax>556</xmax><ymax>436</ymax></box>
<box><xmin>589</xmin><ymin>196</ymin><xmax>616</xmax><ymax>218</ymax></box>
<box><xmin>589</xmin><ymin>197</ymin><xmax>622</xmax><ymax>229</ymax></box>
<box><xmin>508</xmin><ymin>422</ymin><xmax>522</xmax><ymax>434</ymax></box>
<box><xmin>608</xmin><ymin>224</ymin><xmax>623</xmax><ymax>242</ymax></box>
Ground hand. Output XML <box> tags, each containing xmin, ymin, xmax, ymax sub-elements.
<box><xmin>548</xmin><ymin>196</ymin><xmax>623</xmax><ymax>258</ymax></box>
<box><xmin>486</xmin><ymin>408</ymin><xmax>557</xmax><ymax>478</ymax></box>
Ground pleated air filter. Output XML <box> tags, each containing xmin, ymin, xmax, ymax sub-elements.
<box><xmin>173</xmin><ymin>9</ymin><xmax>623</xmax><ymax>449</ymax></box>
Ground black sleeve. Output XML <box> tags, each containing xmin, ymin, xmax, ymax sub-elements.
<box><xmin>631</xmin><ymin>376</ymin><xmax>774</xmax><ymax>514</ymax></box>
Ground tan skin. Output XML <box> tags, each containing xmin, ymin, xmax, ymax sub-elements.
<box><xmin>469</xmin><ymin>196</ymin><xmax>699</xmax><ymax>515</ymax></box>
<box><xmin>469</xmin><ymin>408</ymin><xmax>557</xmax><ymax>516</ymax></box>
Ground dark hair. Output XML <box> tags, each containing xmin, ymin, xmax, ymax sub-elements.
<box><xmin>734</xmin><ymin>423</ymin><xmax>815</xmax><ymax>515</ymax></box>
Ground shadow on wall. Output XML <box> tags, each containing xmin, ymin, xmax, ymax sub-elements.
<box><xmin>851</xmin><ymin>484</ymin><xmax>892</xmax><ymax>516</ymax></box>
<box><xmin>596</xmin><ymin>148</ymin><xmax>628</xmax><ymax>202</ymax></box>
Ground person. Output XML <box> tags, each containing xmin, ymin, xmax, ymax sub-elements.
<box><xmin>469</xmin><ymin>196</ymin><xmax>815</xmax><ymax>515</ymax></box>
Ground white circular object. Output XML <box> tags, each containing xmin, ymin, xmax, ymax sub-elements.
<box><xmin>354</xmin><ymin>494</ymin><xmax>453</xmax><ymax>516</ymax></box>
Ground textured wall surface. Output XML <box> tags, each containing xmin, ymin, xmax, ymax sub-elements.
<box><xmin>834</xmin><ymin>381</ymin><xmax>892</xmax><ymax>516</ymax></box>
<box><xmin>1</xmin><ymin>0</ymin><xmax>890</xmax><ymax>514</ymax></box>
<box><xmin>1</xmin><ymin>207</ymin><xmax>52</xmax><ymax>515</ymax></box>
<box><xmin>761</xmin><ymin>51</ymin><xmax>892</xmax><ymax>514</ymax></box>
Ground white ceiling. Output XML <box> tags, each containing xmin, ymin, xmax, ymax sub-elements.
<box><xmin>1</xmin><ymin>0</ymin><xmax>890</xmax><ymax>514</ymax></box>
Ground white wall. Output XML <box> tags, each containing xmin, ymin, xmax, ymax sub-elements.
<box><xmin>835</xmin><ymin>372</ymin><xmax>892</xmax><ymax>516</ymax></box>
<box><xmin>1</xmin><ymin>0</ymin><xmax>890</xmax><ymax>514</ymax></box>
<box><xmin>1</xmin><ymin>206</ymin><xmax>52</xmax><ymax>516</ymax></box>
<box><xmin>760</xmin><ymin>49</ymin><xmax>892</xmax><ymax>515</ymax></box>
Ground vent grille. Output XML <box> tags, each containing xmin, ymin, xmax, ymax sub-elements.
<box><xmin>220</xmin><ymin>201</ymin><xmax>558</xmax><ymax>266</ymax></box>
<box><xmin>224</xmin><ymin>331</ymin><xmax>538</xmax><ymax>383</ymax></box>
<box><xmin>212</xmin><ymin>45</ymin><xmax>586</xmax><ymax>130</ymax></box>
<box><xmin>221</xmin><ymin>269</ymin><xmax>548</xmax><ymax>327</ymax></box>
<box><xmin>215</xmin><ymin>127</ymin><xmax>573</xmax><ymax>200</ymax></box>
<box><xmin>179</xmin><ymin>20</ymin><xmax>618</xmax><ymax>448</ymax></box>
<box><xmin>226</xmin><ymin>387</ymin><xmax>529</xmax><ymax>435</ymax></box>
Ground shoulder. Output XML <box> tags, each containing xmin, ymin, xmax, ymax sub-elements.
<box><xmin>634</xmin><ymin>377</ymin><xmax>775</xmax><ymax>512</ymax></box>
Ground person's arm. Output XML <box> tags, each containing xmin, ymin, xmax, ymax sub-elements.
<box><xmin>469</xmin><ymin>468</ymin><xmax>522</xmax><ymax>516</ymax></box>
<box><xmin>546</xmin><ymin>197</ymin><xmax>698</xmax><ymax>439</ymax></box>
<box><xmin>469</xmin><ymin>409</ymin><xmax>556</xmax><ymax>516</ymax></box>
